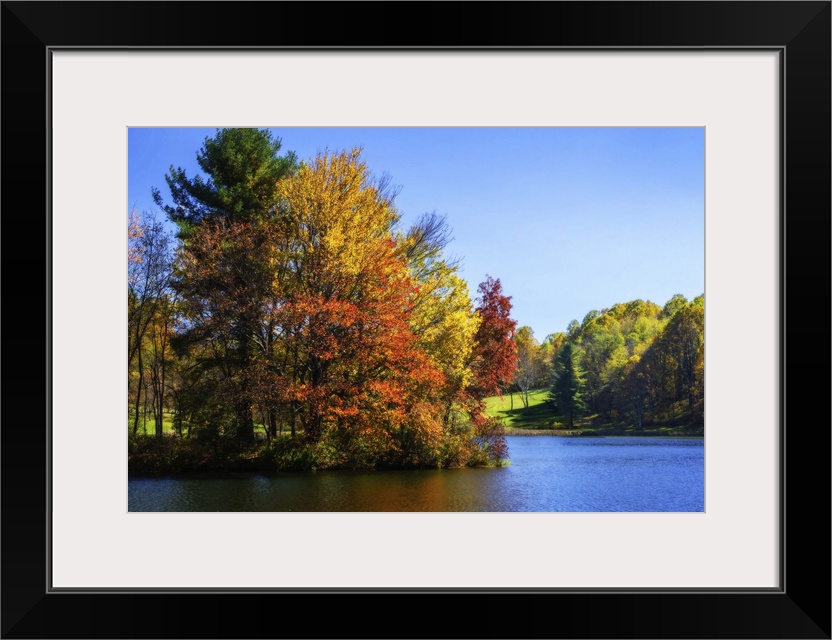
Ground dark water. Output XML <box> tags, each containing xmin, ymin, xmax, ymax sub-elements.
<box><xmin>128</xmin><ymin>436</ymin><xmax>704</xmax><ymax>512</ymax></box>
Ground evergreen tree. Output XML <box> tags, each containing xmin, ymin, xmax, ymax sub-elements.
<box><xmin>153</xmin><ymin>128</ymin><xmax>297</xmax><ymax>237</ymax></box>
<box><xmin>550</xmin><ymin>342</ymin><xmax>587</xmax><ymax>428</ymax></box>
<box><xmin>152</xmin><ymin>128</ymin><xmax>297</xmax><ymax>443</ymax></box>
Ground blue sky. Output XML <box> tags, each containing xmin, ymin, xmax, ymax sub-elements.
<box><xmin>129</xmin><ymin>127</ymin><xmax>704</xmax><ymax>339</ymax></box>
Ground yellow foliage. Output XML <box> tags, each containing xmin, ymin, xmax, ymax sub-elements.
<box><xmin>276</xmin><ymin>148</ymin><xmax>400</xmax><ymax>279</ymax></box>
<box><xmin>410</xmin><ymin>269</ymin><xmax>480</xmax><ymax>391</ymax></box>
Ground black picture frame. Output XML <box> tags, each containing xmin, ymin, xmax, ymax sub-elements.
<box><xmin>2</xmin><ymin>2</ymin><xmax>829</xmax><ymax>638</ymax></box>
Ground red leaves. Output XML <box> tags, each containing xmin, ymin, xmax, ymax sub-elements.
<box><xmin>239</xmin><ymin>230</ymin><xmax>450</xmax><ymax>445</ymax></box>
<box><xmin>164</xmin><ymin>147</ymin><xmax>517</xmax><ymax>466</ymax></box>
<box><xmin>470</xmin><ymin>276</ymin><xmax>518</xmax><ymax>399</ymax></box>
<box><xmin>472</xmin><ymin>417</ymin><xmax>509</xmax><ymax>463</ymax></box>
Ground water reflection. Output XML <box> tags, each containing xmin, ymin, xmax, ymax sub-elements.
<box><xmin>129</xmin><ymin>436</ymin><xmax>704</xmax><ymax>512</ymax></box>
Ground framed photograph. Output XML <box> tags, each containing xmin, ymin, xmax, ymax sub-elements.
<box><xmin>3</xmin><ymin>2</ymin><xmax>829</xmax><ymax>638</ymax></box>
<box><xmin>125</xmin><ymin>124</ymin><xmax>707</xmax><ymax>516</ymax></box>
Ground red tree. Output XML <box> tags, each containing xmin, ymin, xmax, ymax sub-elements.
<box><xmin>470</xmin><ymin>276</ymin><xmax>518</xmax><ymax>400</ymax></box>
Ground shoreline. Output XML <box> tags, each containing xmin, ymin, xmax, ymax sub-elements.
<box><xmin>503</xmin><ymin>427</ymin><xmax>704</xmax><ymax>437</ymax></box>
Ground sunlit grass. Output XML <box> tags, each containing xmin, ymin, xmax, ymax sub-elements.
<box><xmin>127</xmin><ymin>413</ymin><xmax>177</xmax><ymax>435</ymax></box>
<box><xmin>483</xmin><ymin>389</ymin><xmax>557</xmax><ymax>429</ymax></box>
<box><xmin>483</xmin><ymin>391</ymin><xmax>704</xmax><ymax>436</ymax></box>
<box><xmin>127</xmin><ymin>414</ymin><xmax>276</xmax><ymax>438</ymax></box>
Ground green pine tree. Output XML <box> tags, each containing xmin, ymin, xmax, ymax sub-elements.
<box><xmin>151</xmin><ymin>128</ymin><xmax>297</xmax><ymax>443</ymax></box>
<box><xmin>550</xmin><ymin>342</ymin><xmax>587</xmax><ymax>428</ymax></box>
<box><xmin>153</xmin><ymin>127</ymin><xmax>298</xmax><ymax>238</ymax></box>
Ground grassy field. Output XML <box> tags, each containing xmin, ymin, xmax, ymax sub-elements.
<box><xmin>484</xmin><ymin>389</ymin><xmax>557</xmax><ymax>429</ymax></box>
<box><xmin>483</xmin><ymin>390</ymin><xmax>704</xmax><ymax>436</ymax></box>
<box><xmin>130</xmin><ymin>398</ymin><xmax>704</xmax><ymax>439</ymax></box>
<box><xmin>134</xmin><ymin>394</ymin><xmax>562</xmax><ymax>435</ymax></box>
<box><xmin>128</xmin><ymin>414</ymin><xmax>274</xmax><ymax>437</ymax></box>
<box><xmin>128</xmin><ymin>413</ymin><xmax>178</xmax><ymax>436</ymax></box>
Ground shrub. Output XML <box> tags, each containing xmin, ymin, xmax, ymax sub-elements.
<box><xmin>470</xmin><ymin>417</ymin><xmax>510</xmax><ymax>466</ymax></box>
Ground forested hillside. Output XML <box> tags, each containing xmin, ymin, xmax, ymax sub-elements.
<box><xmin>500</xmin><ymin>295</ymin><xmax>704</xmax><ymax>431</ymax></box>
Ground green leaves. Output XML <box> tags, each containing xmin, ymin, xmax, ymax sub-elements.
<box><xmin>547</xmin><ymin>295</ymin><xmax>703</xmax><ymax>428</ymax></box>
<box><xmin>154</xmin><ymin>128</ymin><xmax>297</xmax><ymax>235</ymax></box>
<box><xmin>550</xmin><ymin>342</ymin><xmax>587</xmax><ymax>428</ymax></box>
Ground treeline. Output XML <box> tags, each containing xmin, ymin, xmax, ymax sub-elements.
<box><xmin>510</xmin><ymin>294</ymin><xmax>705</xmax><ymax>429</ymax></box>
<box><xmin>128</xmin><ymin>129</ymin><xmax>519</xmax><ymax>471</ymax></box>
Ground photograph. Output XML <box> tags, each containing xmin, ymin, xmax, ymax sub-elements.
<box><xmin>2</xmin><ymin>0</ymin><xmax>828</xmax><ymax>635</ymax></box>
<box><xmin>127</xmin><ymin>126</ymin><xmax>705</xmax><ymax>512</ymax></box>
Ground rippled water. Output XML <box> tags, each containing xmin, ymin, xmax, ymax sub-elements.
<box><xmin>128</xmin><ymin>436</ymin><xmax>704</xmax><ymax>512</ymax></box>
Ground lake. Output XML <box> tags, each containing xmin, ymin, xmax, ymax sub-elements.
<box><xmin>128</xmin><ymin>436</ymin><xmax>704</xmax><ymax>512</ymax></box>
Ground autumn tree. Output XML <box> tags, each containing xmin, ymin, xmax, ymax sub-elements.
<box><xmin>397</xmin><ymin>213</ymin><xmax>480</xmax><ymax>427</ymax></box>
<box><xmin>566</xmin><ymin>319</ymin><xmax>581</xmax><ymax>340</ymax></box>
<box><xmin>513</xmin><ymin>326</ymin><xmax>540</xmax><ymax>408</ymax></box>
<box><xmin>469</xmin><ymin>276</ymin><xmax>518</xmax><ymax>401</ymax></box>
<box><xmin>128</xmin><ymin>209</ymin><xmax>174</xmax><ymax>435</ymax></box>
<box><xmin>575</xmin><ymin>300</ymin><xmax>663</xmax><ymax>417</ymax></box>
<box><xmin>620</xmin><ymin>355</ymin><xmax>650</xmax><ymax>429</ymax></box>
<box><xmin>153</xmin><ymin>128</ymin><xmax>297</xmax><ymax>443</ymax></box>
<box><xmin>172</xmin><ymin>219</ymin><xmax>277</xmax><ymax>441</ymax></box>
<box><xmin>540</xmin><ymin>332</ymin><xmax>566</xmax><ymax>385</ymax></box>
<box><xmin>661</xmin><ymin>293</ymin><xmax>688</xmax><ymax>319</ymax></box>
<box><xmin>658</xmin><ymin>298</ymin><xmax>704</xmax><ymax>409</ymax></box>
<box><xmin>133</xmin><ymin>136</ymin><xmax>517</xmax><ymax>470</ymax></box>
<box><xmin>612</xmin><ymin>295</ymin><xmax>704</xmax><ymax>426</ymax></box>
<box><xmin>271</xmin><ymin>149</ymin><xmax>450</xmax><ymax>465</ymax></box>
<box><xmin>578</xmin><ymin>312</ymin><xmax>624</xmax><ymax>413</ymax></box>
<box><xmin>517</xmin><ymin>294</ymin><xmax>704</xmax><ymax>430</ymax></box>
<box><xmin>145</xmin><ymin>294</ymin><xmax>177</xmax><ymax>436</ymax></box>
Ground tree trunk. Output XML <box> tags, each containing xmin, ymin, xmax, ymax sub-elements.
<box><xmin>173</xmin><ymin>391</ymin><xmax>183</xmax><ymax>437</ymax></box>
<box><xmin>268</xmin><ymin>409</ymin><xmax>277</xmax><ymax>441</ymax></box>
<box><xmin>142</xmin><ymin>382</ymin><xmax>150</xmax><ymax>434</ymax></box>
<box><xmin>235</xmin><ymin>402</ymin><xmax>255</xmax><ymax>443</ymax></box>
<box><xmin>132</xmin><ymin>348</ymin><xmax>143</xmax><ymax>435</ymax></box>
<box><xmin>157</xmin><ymin>333</ymin><xmax>166</xmax><ymax>437</ymax></box>
<box><xmin>152</xmin><ymin>361</ymin><xmax>163</xmax><ymax>438</ymax></box>
<box><xmin>235</xmin><ymin>328</ymin><xmax>255</xmax><ymax>443</ymax></box>
<box><xmin>305</xmin><ymin>413</ymin><xmax>323</xmax><ymax>443</ymax></box>
<box><xmin>633</xmin><ymin>398</ymin><xmax>644</xmax><ymax>430</ymax></box>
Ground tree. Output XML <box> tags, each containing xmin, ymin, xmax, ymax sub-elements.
<box><xmin>264</xmin><ymin>148</ymin><xmax>454</xmax><ymax>465</ymax></box>
<box><xmin>145</xmin><ymin>294</ymin><xmax>177</xmax><ymax>436</ymax></box>
<box><xmin>661</xmin><ymin>301</ymin><xmax>704</xmax><ymax>409</ymax></box>
<box><xmin>620</xmin><ymin>355</ymin><xmax>650</xmax><ymax>429</ymax></box>
<box><xmin>134</xmin><ymin>138</ymin><xmax>517</xmax><ymax>470</ymax></box>
<box><xmin>579</xmin><ymin>316</ymin><xmax>624</xmax><ymax>414</ymax></box>
<box><xmin>550</xmin><ymin>342</ymin><xmax>587</xmax><ymax>428</ymax></box>
<box><xmin>153</xmin><ymin>127</ymin><xmax>297</xmax><ymax>235</ymax></box>
<box><xmin>513</xmin><ymin>326</ymin><xmax>540</xmax><ymax>408</ymax></box>
<box><xmin>661</xmin><ymin>293</ymin><xmax>688</xmax><ymax>319</ymax></box>
<box><xmin>153</xmin><ymin>128</ymin><xmax>297</xmax><ymax>443</ymax></box>
<box><xmin>128</xmin><ymin>209</ymin><xmax>173</xmax><ymax>435</ymax></box>
<box><xmin>581</xmin><ymin>309</ymin><xmax>600</xmax><ymax>329</ymax></box>
<box><xmin>615</xmin><ymin>295</ymin><xmax>705</xmax><ymax>426</ymax></box>
<box><xmin>469</xmin><ymin>276</ymin><xmax>518</xmax><ymax>400</ymax></box>
<box><xmin>397</xmin><ymin>213</ymin><xmax>480</xmax><ymax>427</ymax></box>
<box><xmin>566</xmin><ymin>319</ymin><xmax>581</xmax><ymax>340</ymax></box>
<box><xmin>540</xmin><ymin>332</ymin><xmax>566</xmax><ymax>385</ymax></box>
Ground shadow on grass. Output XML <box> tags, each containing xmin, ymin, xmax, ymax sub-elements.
<box><xmin>495</xmin><ymin>400</ymin><xmax>556</xmax><ymax>429</ymax></box>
